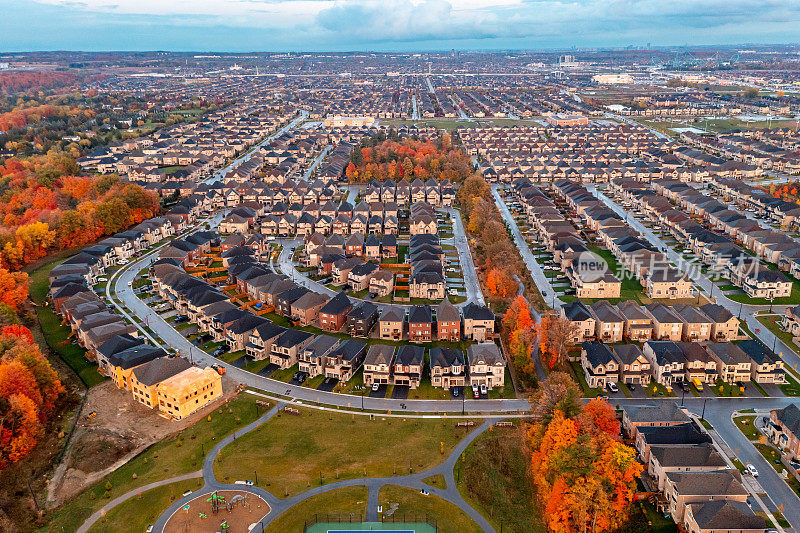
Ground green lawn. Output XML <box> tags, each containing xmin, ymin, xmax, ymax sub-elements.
<box><xmin>780</xmin><ymin>372</ymin><xmax>800</xmax><ymax>397</ymax></box>
<box><xmin>568</xmin><ymin>361</ymin><xmax>602</xmax><ymax>397</ymax></box>
<box><xmin>756</xmin><ymin>314</ymin><xmax>797</xmax><ymax>351</ymax></box>
<box><xmin>214</xmin><ymin>407</ymin><xmax>476</xmax><ymax>497</ymax></box>
<box><xmin>729</xmin><ymin>283</ymin><xmax>800</xmax><ymax>305</ymax></box>
<box><xmin>711</xmin><ymin>379</ymin><xmax>746</xmax><ymax>398</ymax></box>
<box><xmin>87</xmin><ymin>478</ymin><xmax>203</xmax><ymax>533</ymax></box>
<box><xmin>35</xmin><ymin>305</ymin><xmax>105</xmax><ymax>387</ymax></box>
<box><xmin>40</xmin><ymin>394</ymin><xmax>265</xmax><ymax>533</ymax></box>
<box><xmin>588</xmin><ymin>245</ymin><xmax>646</xmax><ymax>302</ymax></box>
<box><xmin>733</xmin><ymin>415</ymin><xmax>760</xmax><ymax>440</ymax></box>
<box><xmin>266</xmin><ymin>486</ymin><xmax>368</xmax><ymax>532</ymax></box>
<box><xmin>379</xmin><ymin>485</ymin><xmax>481</xmax><ymax>533</ymax></box>
<box><xmin>455</xmin><ymin>425</ymin><xmax>544</xmax><ymax>533</ymax></box>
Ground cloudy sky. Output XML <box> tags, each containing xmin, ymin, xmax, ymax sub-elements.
<box><xmin>2</xmin><ymin>0</ymin><xmax>800</xmax><ymax>51</ymax></box>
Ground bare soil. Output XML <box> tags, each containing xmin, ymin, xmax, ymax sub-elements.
<box><xmin>164</xmin><ymin>490</ymin><xmax>270</xmax><ymax>533</ymax></box>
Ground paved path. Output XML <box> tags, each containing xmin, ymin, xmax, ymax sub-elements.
<box><xmin>140</xmin><ymin>403</ymin><xmax>498</xmax><ymax>533</ymax></box>
<box><xmin>76</xmin><ymin>470</ymin><xmax>204</xmax><ymax>533</ymax></box>
<box><xmin>445</xmin><ymin>206</ymin><xmax>485</xmax><ymax>306</ymax></box>
<box><xmin>492</xmin><ymin>185</ymin><xmax>563</xmax><ymax>309</ymax></box>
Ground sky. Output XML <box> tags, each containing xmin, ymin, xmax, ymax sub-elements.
<box><xmin>2</xmin><ymin>0</ymin><xmax>800</xmax><ymax>52</ymax></box>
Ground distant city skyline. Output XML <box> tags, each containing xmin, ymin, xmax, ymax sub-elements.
<box><xmin>2</xmin><ymin>0</ymin><xmax>800</xmax><ymax>52</ymax></box>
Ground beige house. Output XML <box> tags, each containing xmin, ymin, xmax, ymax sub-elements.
<box><xmin>699</xmin><ymin>303</ymin><xmax>739</xmax><ymax>341</ymax></box>
<box><xmin>589</xmin><ymin>301</ymin><xmax>624</xmax><ymax>343</ymax></box>
<box><xmin>369</xmin><ymin>271</ymin><xmax>394</xmax><ymax>297</ymax></box>
<box><xmin>663</xmin><ymin>470</ymin><xmax>748</xmax><ymax>523</ymax></box>
<box><xmin>462</xmin><ymin>303</ymin><xmax>496</xmax><ymax>341</ymax></box>
<box><xmin>379</xmin><ymin>308</ymin><xmax>405</xmax><ymax>340</ymax></box>
<box><xmin>704</xmin><ymin>343</ymin><xmax>752</xmax><ymax>384</ymax></box>
<box><xmin>645</xmin><ymin>302</ymin><xmax>684</xmax><ymax>341</ymax></box>
<box><xmin>363</xmin><ymin>344</ymin><xmax>396</xmax><ymax>386</ymax></box>
<box><xmin>466</xmin><ymin>343</ymin><xmax>506</xmax><ymax>390</ymax></box>
<box><xmin>647</xmin><ymin>443</ymin><xmax>728</xmax><ymax>491</ymax></box>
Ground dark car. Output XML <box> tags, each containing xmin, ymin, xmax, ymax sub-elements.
<box><xmin>173</xmin><ymin>315</ymin><xmax>189</xmax><ymax>324</ymax></box>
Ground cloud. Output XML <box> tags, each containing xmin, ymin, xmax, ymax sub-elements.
<box><xmin>12</xmin><ymin>0</ymin><xmax>800</xmax><ymax>49</ymax></box>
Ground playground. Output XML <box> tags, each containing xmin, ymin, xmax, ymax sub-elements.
<box><xmin>163</xmin><ymin>490</ymin><xmax>269</xmax><ymax>533</ymax></box>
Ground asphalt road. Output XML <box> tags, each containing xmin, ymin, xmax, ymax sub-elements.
<box><xmin>492</xmin><ymin>185</ymin><xmax>563</xmax><ymax>309</ymax></box>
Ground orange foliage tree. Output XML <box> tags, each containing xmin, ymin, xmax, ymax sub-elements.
<box><xmin>527</xmin><ymin>376</ymin><xmax>642</xmax><ymax>533</ymax></box>
<box><xmin>0</xmin><ymin>154</ymin><xmax>160</xmax><ymax>270</ymax></box>
<box><xmin>0</xmin><ymin>325</ymin><xmax>64</xmax><ymax>468</ymax></box>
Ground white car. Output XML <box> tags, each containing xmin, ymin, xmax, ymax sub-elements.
<box><xmin>745</xmin><ymin>463</ymin><xmax>759</xmax><ymax>477</ymax></box>
<box><xmin>127</xmin><ymin>281</ymin><xmax>132</xmax><ymax>287</ymax></box>
<box><xmin>606</xmin><ymin>382</ymin><xmax>619</xmax><ymax>393</ymax></box>
<box><xmin>479</xmin><ymin>384</ymin><xmax>488</xmax><ymax>395</ymax></box>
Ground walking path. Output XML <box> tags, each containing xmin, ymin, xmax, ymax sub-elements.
<box><xmin>77</xmin><ymin>399</ymin><xmax>499</xmax><ymax>533</ymax></box>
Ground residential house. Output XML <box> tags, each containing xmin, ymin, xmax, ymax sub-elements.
<box><xmin>346</xmin><ymin>301</ymin><xmax>379</xmax><ymax>337</ymax></box>
<box><xmin>467</xmin><ymin>343</ymin><xmax>506</xmax><ymax>390</ymax></box>
<box><xmin>612</xmin><ymin>344</ymin><xmax>652</xmax><ymax>385</ymax></box>
<box><xmin>436</xmin><ymin>299</ymin><xmax>461</xmax><ymax>342</ymax></box>
<box><xmin>408</xmin><ymin>305</ymin><xmax>434</xmax><ymax>343</ymax></box>
<box><xmin>462</xmin><ymin>303</ymin><xmax>496</xmax><ymax>341</ymax></box>
<box><xmin>581</xmin><ymin>341</ymin><xmax>619</xmax><ymax>388</ymax></box>
<box><xmin>324</xmin><ymin>339</ymin><xmax>367</xmax><ymax>382</ymax></box>
<box><xmin>156</xmin><ymin>366</ymin><xmax>223</xmax><ymax>420</ymax></box>
<box><xmin>393</xmin><ymin>345</ymin><xmax>424</xmax><ymax>389</ymax></box>
<box><xmin>430</xmin><ymin>347</ymin><xmax>466</xmax><ymax>389</ymax></box>
<box><xmin>363</xmin><ymin>344</ymin><xmax>396</xmax><ymax>386</ymax></box>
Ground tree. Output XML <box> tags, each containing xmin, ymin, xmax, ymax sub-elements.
<box><xmin>0</xmin><ymin>269</ymin><xmax>29</xmax><ymax>311</ymax></box>
<box><xmin>530</xmin><ymin>372</ymin><xmax>582</xmax><ymax>423</ymax></box>
<box><xmin>536</xmin><ymin>312</ymin><xmax>579</xmax><ymax>370</ymax></box>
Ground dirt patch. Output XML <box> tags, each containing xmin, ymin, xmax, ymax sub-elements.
<box><xmin>164</xmin><ymin>490</ymin><xmax>269</xmax><ymax>533</ymax></box>
<box><xmin>67</xmin><ymin>428</ymin><xmax>137</xmax><ymax>472</ymax></box>
<box><xmin>48</xmin><ymin>376</ymin><xmax>238</xmax><ymax>506</ymax></box>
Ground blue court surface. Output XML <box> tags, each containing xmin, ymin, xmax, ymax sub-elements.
<box><xmin>305</xmin><ymin>522</ymin><xmax>437</xmax><ymax>533</ymax></box>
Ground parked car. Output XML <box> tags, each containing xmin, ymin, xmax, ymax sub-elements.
<box><xmin>479</xmin><ymin>384</ymin><xmax>488</xmax><ymax>396</ymax></box>
<box><xmin>371</xmin><ymin>383</ymin><xmax>380</xmax><ymax>392</ymax></box>
<box><xmin>745</xmin><ymin>463</ymin><xmax>759</xmax><ymax>477</ymax></box>
<box><xmin>607</xmin><ymin>382</ymin><xmax>619</xmax><ymax>393</ymax></box>
<box><xmin>627</xmin><ymin>383</ymin><xmax>636</xmax><ymax>392</ymax></box>
<box><xmin>451</xmin><ymin>387</ymin><xmax>460</xmax><ymax>398</ymax></box>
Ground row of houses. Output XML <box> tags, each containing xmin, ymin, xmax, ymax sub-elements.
<box><xmin>561</xmin><ymin>300</ymin><xmax>739</xmax><ymax>344</ymax></box>
<box><xmin>622</xmin><ymin>403</ymin><xmax>765</xmax><ymax>533</ymax></box>
<box><xmin>550</xmin><ymin>179</ymin><xmax>694</xmax><ymax>299</ymax></box>
<box><xmin>613</xmin><ymin>178</ymin><xmax>794</xmax><ymax>298</ymax></box>
<box><xmin>581</xmin><ymin>338</ymin><xmax>785</xmax><ymax>389</ymax></box>
<box><xmin>49</xmin><ymin>239</ymin><xmax>224</xmax><ymax>420</ymax></box>
<box><xmin>360</xmin><ymin>178</ymin><xmax>456</xmax><ymax>207</ymax></box>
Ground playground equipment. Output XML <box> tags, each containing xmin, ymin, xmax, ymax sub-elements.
<box><xmin>226</xmin><ymin>493</ymin><xmax>248</xmax><ymax>512</ymax></box>
<box><xmin>207</xmin><ymin>492</ymin><xmax>227</xmax><ymax>514</ymax></box>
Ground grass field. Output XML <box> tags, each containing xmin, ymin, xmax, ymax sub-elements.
<box><xmin>379</xmin><ymin>485</ymin><xmax>481</xmax><ymax>533</ymax></box>
<box><xmin>87</xmin><ymin>478</ymin><xmax>203</xmax><ymax>533</ymax></box>
<box><xmin>455</xmin><ymin>425</ymin><xmax>544</xmax><ymax>533</ymax></box>
<box><xmin>265</xmin><ymin>486</ymin><xmax>368</xmax><ymax>532</ymax></box>
<box><xmin>733</xmin><ymin>415</ymin><xmax>760</xmax><ymax>440</ymax></box>
<box><xmin>40</xmin><ymin>394</ymin><xmax>264</xmax><ymax>533</ymax></box>
<box><xmin>214</xmin><ymin>407</ymin><xmax>476</xmax><ymax>497</ymax></box>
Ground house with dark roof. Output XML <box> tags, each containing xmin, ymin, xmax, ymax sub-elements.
<box><xmin>430</xmin><ymin>347</ymin><xmax>466</xmax><ymax>390</ymax></box>
<box><xmin>581</xmin><ymin>341</ymin><xmax>619</xmax><ymax>388</ymax></box>
<box><xmin>648</xmin><ymin>443</ymin><xmax>728</xmax><ymax>491</ymax></box>
<box><xmin>739</xmin><ymin>339</ymin><xmax>786</xmax><ymax>384</ymax></box>
<box><xmin>408</xmin><ymin>305</ymin><xmax>433</xmax><ymax>343</ymax></box>
<box><xmin>345</xmin><ymin>301</ymin><xmax>379</xmax><ymax>337</ymax></box>
<box><xmin>363</xmin><ymin>344</ymin><xmax>396</xmax><ymax>386</ymax></box>
<box><xmin>462</xmin><ymin>302</ymin><xmax>496</xmax><ymax>341</ymax></box>
<box><xmin>612</xmin><ymin>344</ymin><xmax>651</xmax><ymax>385</ymax></box>
<box><xmin>621</xmin><ymin>402</ymin><xmax>691</xmax><ymax>440</ymax></box>
<box><xmin>636</xmin><ymin>422</ymin><xmax>712</xmax><ymax>463</ymax></box>
<box><xmin>245</xmin><ymin>322</ymin><xmax>286</xmax><ymax>361</ymax></box>
<box><xmin>393</xmin><ymin>345</ymin><xmax>425</xmax><ymax>389</ymax></box>
<box><xmin>560</xmin><ymin>300</ymin><xmax>596</xmax><ymax>343</ymax></box>
<box><xmin>318</xmin><ymin>291</ymin><xmax>353</xmax><ymax>332</ymax></box>
<box><xmin>324</xmin><ymin>339</ymin><xmax>367</xmax><ymax>382</ymax></box>
<box><xmin>298</xmin><ymin>334</ymin><xmax>340</xmax><ymax>378</ymax></box>
<box><xmin>768</xmin><ymin>403</ymin><xmax>800</xmax><ymax>460</ymax></box>
<box><xmin>683</xmin><ymin>500</ymin><xmax>765</xmax><ymax>533</ymax></box>
<box><xmin>663</xmin><ymin>470</ymin><xmax>747</xmax><ymax>523</ymax></box>
<box><xmin>270</xmin><ymin>329</ymin><xmax>315</xmax><ymax>369</ymax></box>
<box><xmin>467</xmin><ymin>343</ymin><xmax>505</xmax><ymax>390</ymax></box>
<box><xmin>436</xmin><ymin>299</ymin><xmax>461</xmax><ymax>342</ymax></box>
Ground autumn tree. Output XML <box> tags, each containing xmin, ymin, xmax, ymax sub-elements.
<box><xmin>526</xmin><ymin>386</ymin><xmax>642</xmax><ymax>533</ymax></box>
<box><xmin>536</xmin><ymin>312</ymin><xmax>579</xmax><ymax>370</ymax></box>
<box><xmin>0</xmin><ymin>325</ymin><xmax>63</xmax><ymax>468</ymax></box>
